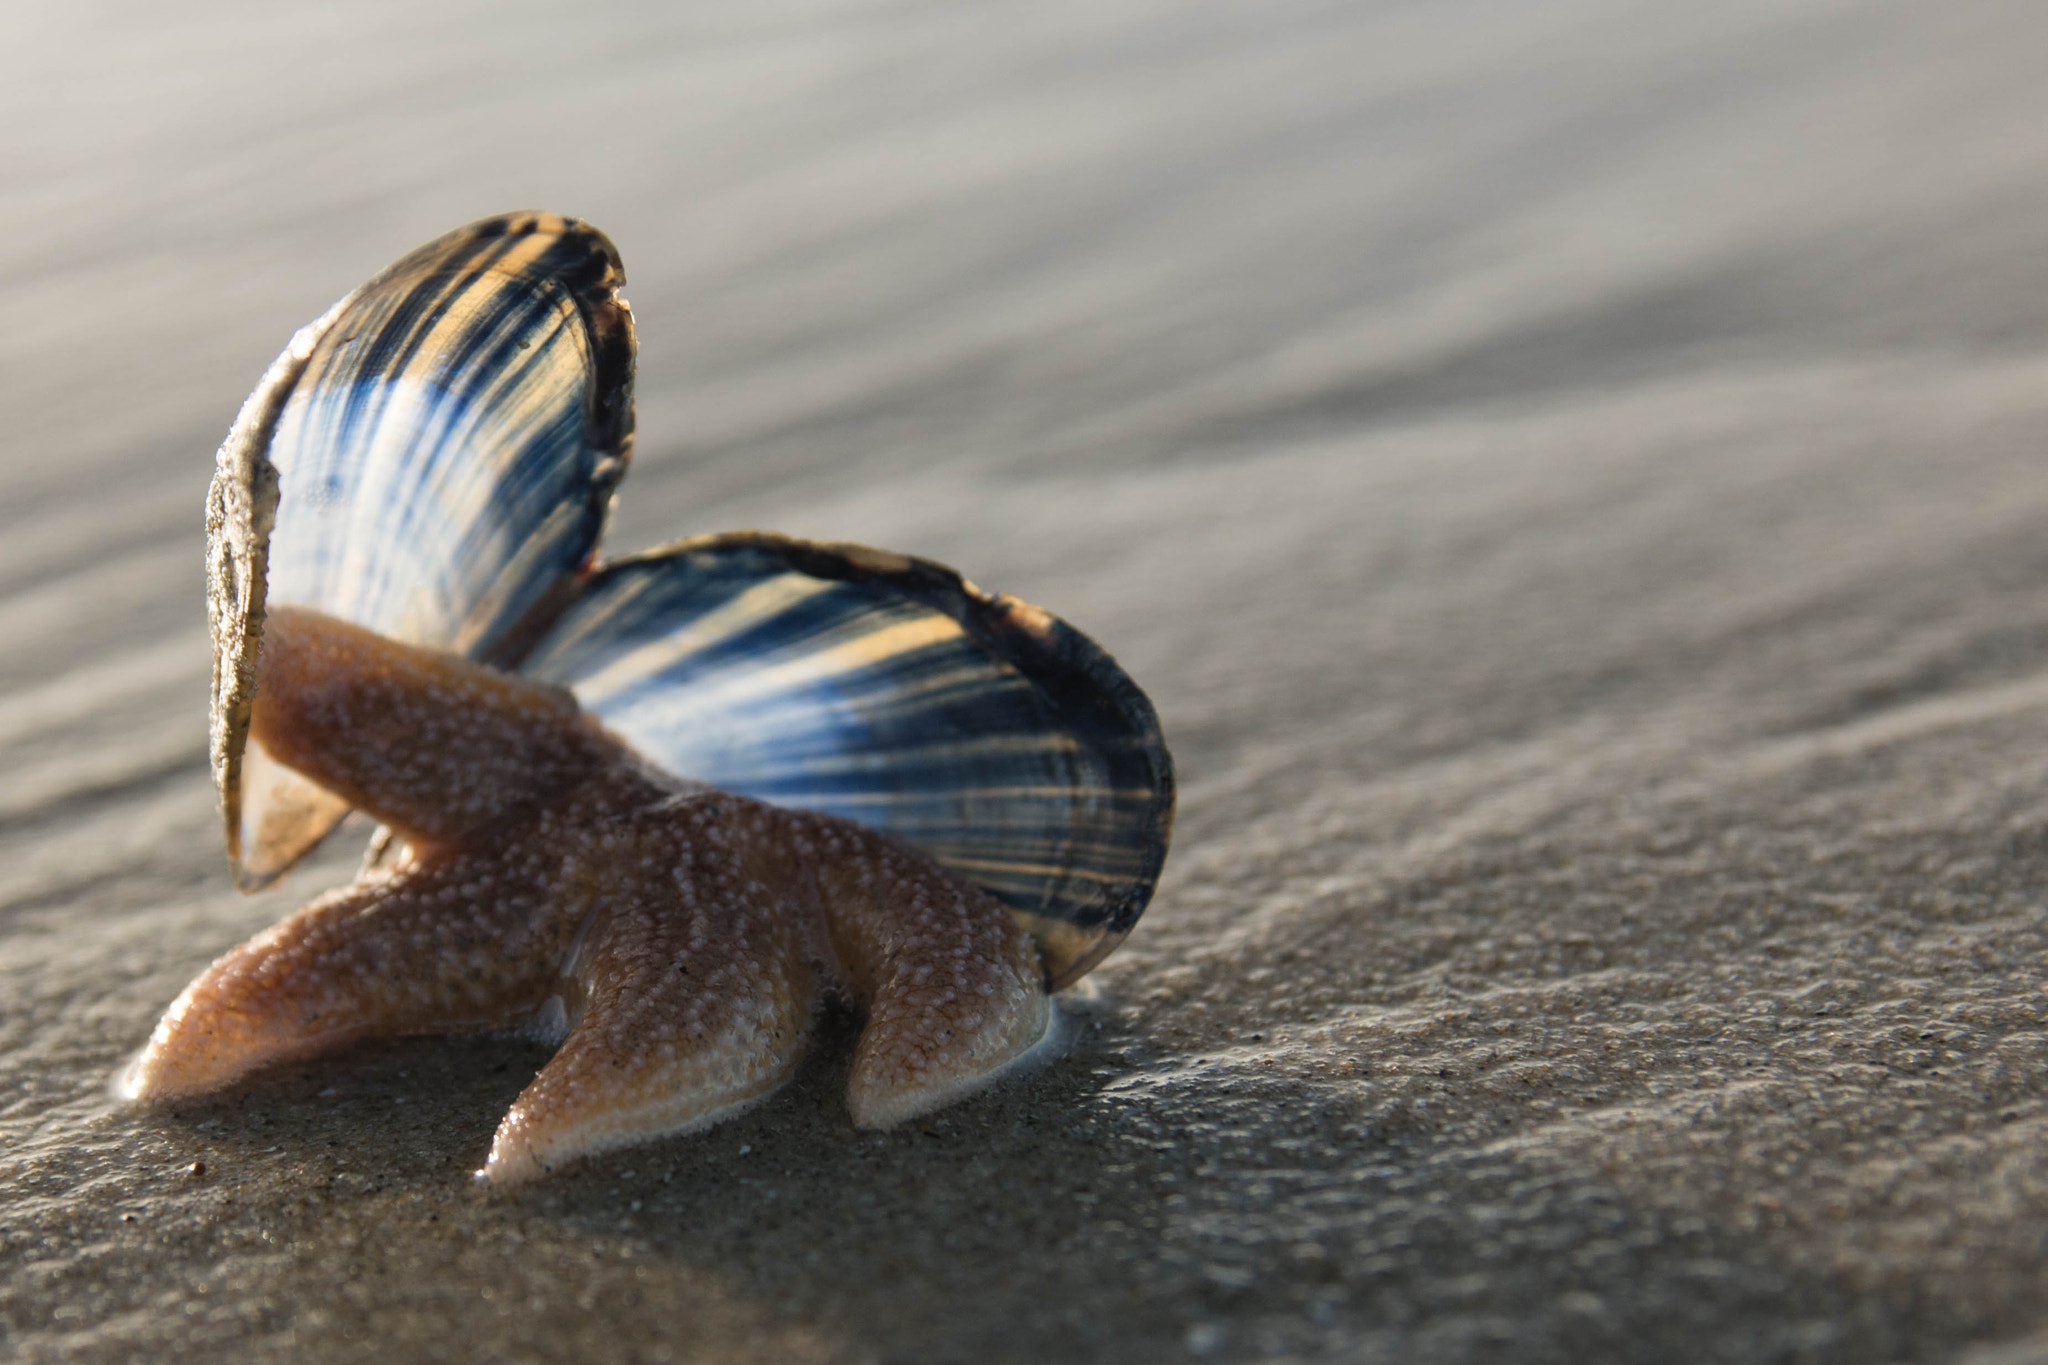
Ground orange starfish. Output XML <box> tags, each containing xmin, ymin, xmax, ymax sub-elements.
<box><xmin>119</xmin><ymin>213</ymin><xmax>1172</xmax><ymax>1182</ymax></box>
<box><xmin>126</xmin><ymin>607</ymin><xmax>1051</xmax><ymax>1183</ymax></box>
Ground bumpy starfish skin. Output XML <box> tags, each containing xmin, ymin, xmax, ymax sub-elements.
<box><xmin>128</xmin><ymin>606</ymin><xmax>1052</xmax><ymax>1184</ymax></box>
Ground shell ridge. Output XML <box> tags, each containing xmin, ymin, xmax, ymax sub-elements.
<box><xmin>207</xmin><ymin>294</ymin><xmax>358</xmax><ymax>864</ymax></box>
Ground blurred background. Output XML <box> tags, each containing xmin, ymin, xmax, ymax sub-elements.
<box><xmin>8</xmin><ymin>2</ymin><xmax>2048</xmax><ymax>1362</ymax></box>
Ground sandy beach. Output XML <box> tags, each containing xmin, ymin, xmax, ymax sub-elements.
<box><xmin>6</xmin><ymin>1</ymin><xmax>2048</xmax><ymax>1360</ymax></box>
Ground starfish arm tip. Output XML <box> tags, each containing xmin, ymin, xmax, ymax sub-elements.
<box><xmin>846</xmin><ymin>991</ymin><xmax>1061</xmax><ymax>1129</ymax></box>
<box><xmin>475</xmin><ymin>953</ymin><xmax>817</xmax><ymax>1184</ymax></box>
<box><xmin>476</xmin><ymin>1081</ymin><xmax>788</xmax><ymax>1187</ymax></box>
<box><xmin>108</xmin><ymin>1049</ymin><xmax>152</xmax><ymax>1104</ymax></box>
<box><xmin>117</xmin><ymin>983</ymin><xmax>299</xmax><ymax>1104</ymax></box>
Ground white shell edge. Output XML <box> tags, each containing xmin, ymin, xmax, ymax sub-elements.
<box><xmin>204</xmin><ymin>296</ymin><xmax>353</xmax><ymax>876</ymax></box>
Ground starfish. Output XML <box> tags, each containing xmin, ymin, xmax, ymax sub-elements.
<box><xmin>125</xmin><ymin>606</ymin><xmax>1052</xmax><ymax>1184</ymax></box>
<box><xmin>120</xmin><ymin>213</ymin><xmax>1172</xmax><ymax>1183</ymax></box>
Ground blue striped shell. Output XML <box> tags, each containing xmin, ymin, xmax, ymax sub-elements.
<box><xmin>208</xmin><ymin>213</ymin><xmax>633</xmax><ymax>886</ymax></box>
<box><xmin>208</xmin><ymin>212</ymin><xmax>1172</xmax><ymax>986</ymax></box>
<box><xmin>521</xmin><ymin>534</ymin><xmax>1172</xmax><ymax>986</ymax></box>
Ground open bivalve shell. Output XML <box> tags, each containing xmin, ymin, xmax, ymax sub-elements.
<box><xmin>207</xmin><ymin>211</ymin><xmax>1172</xmax><ymax>989</ymax></box>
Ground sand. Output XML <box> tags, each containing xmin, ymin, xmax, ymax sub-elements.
<box><xmin>5</xmin><ymin>1</ymin><xmax>2048</xmax><ymax>1360</ymax></box>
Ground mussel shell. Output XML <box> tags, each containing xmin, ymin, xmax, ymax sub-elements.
<box><xmin>208</xmin><ymin>213</ymin><xmax>1173</xmax><ymax>986</ymax></box>
<box><xmin>518</xmin><ymin>532</ymin><xmax>1175</xmax><ymax>989</ymax></box>
<box><xmin>208</xmin><ymin>212</ymin><xmax>635</xmax><ymax>887</ymax></box>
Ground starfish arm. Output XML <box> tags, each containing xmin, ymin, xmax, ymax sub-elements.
<box><xmin>480</xmin><ymin>824</ymin><xmax>821</xmax><ymax>1185</ymax></box>
<box><xmin>791</xmin><ymin>813</ymin><xmax>1053</xmax><ymax>1129</ymax></box>
<box><xmin>122</xmin><ymin>855</ymin><xmax>574</xmax><ymax>1103</ymax></box>
<box><xmin>251</xmin><ymin>606</ymin><xmax>617</xmax><ymax>850</ymax></box>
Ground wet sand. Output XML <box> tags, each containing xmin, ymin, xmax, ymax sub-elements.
<box><xmin>7</xmin><ymin>2</ymin><xmax>2048</xmax><ymax>1361</ymax></box>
